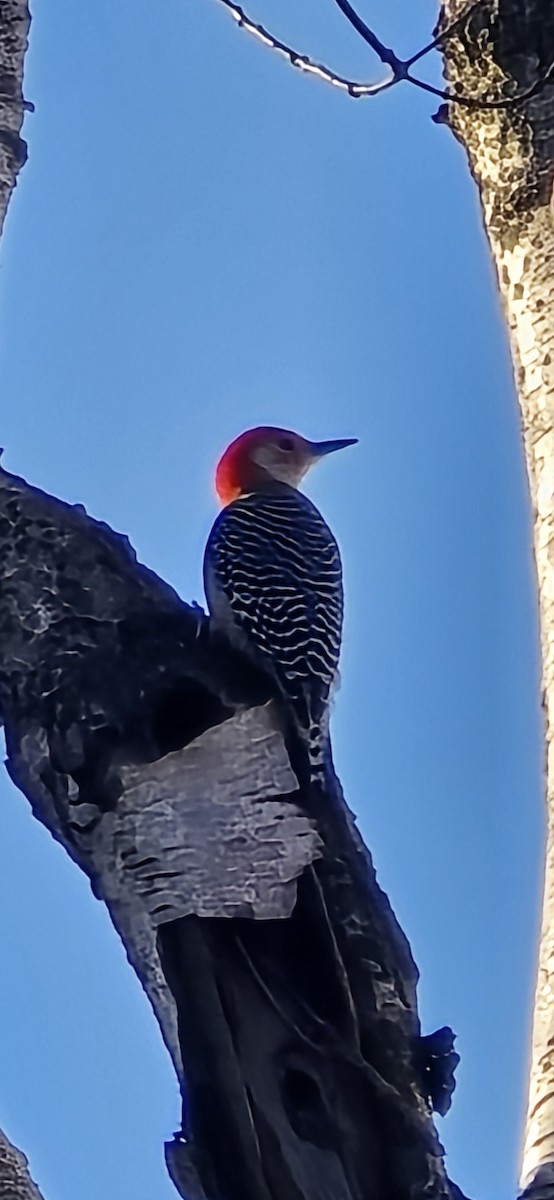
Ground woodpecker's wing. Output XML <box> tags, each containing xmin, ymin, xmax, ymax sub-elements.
<box><xmin>203</xmin><ymin>485</ymin><xmax>344</xmax><ymax>717</ymax></box>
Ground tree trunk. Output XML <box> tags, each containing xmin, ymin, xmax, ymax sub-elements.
<box><xmin>0</xmin><ymin>462</ymin><xmax>458</xmax><ymax>1199</ymax></box>
<box><xmin>0</xmin><ymin>7</ymin><xmax>42</xmax><ymax>1196</ymax></box>
<box><xmin>439</xmin><ymin>1</ymin><xmax>554</xmax><ymax>1194</ymax></box>
<box><xmin>0</xmin><ymin>0</ymin><xmax>29</xmax><ymax>235</ymax></box>
<box><xmin>0</xmin><ymin>1130</ymin><xmax>46</xmax><ymax>1200</ymax></box>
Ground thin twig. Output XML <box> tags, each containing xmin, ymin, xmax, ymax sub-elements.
<box><xmin>405</xmin><ymin>5</ymin><xmax>484</xmax><ymax>68</ymax></box>
<box><xmin>209</xmin><ymin>0</ymin><xmax>554</xmax><ymax>112</ymax></box>
<box><xmin>331</xmin><ymin>0</ymin><xmax>403</xmax><ymax>73</ymax></box>
<box><xmin>211</xmin><ymin>0</ymin><xmax>394</xmax><ymax>97</ymax></box>
<box><xmin>407</xmin><ymin>57</ymin><xmax>554</xmax><ymax>109</ymax></box>
<box><xmin>332</xmin><ymin>0</ymin><xmax>554</xmax><ymax>109</ymax></box>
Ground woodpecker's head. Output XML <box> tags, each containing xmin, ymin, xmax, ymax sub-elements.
<box><xmin>215</xmin><ymin>426</ymin><xmax>357</xmax><ymax>505</ymax></box>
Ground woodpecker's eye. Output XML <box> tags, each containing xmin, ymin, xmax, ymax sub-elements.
<box><xmin>278</xmin><ymin>437</ymin><xmax>295</xmax><ymax>453</ymax></box>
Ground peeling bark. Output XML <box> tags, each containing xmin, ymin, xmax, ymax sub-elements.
<box><xmin>439</xmin><ymin>2</ymin><xmax>554</xmax><ymax>1194</ymax></box>
<box><xmin>0</xmin><ymin>461</ymin><xmax>459</xmax><ymax>1198</ymax></box>
<box><xmin>0</xmin><ymin>0</ymin><xmax>29</xmax><ymax>236</ymax></box>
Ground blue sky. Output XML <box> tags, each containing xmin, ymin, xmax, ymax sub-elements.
<box><xmin>0</xmin><ymin>1</ymin><xmax>543</xmax><ymax>1197</ymax></box>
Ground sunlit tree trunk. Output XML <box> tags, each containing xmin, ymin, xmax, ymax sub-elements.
<box><xmin>440</xmin><ymin>1</ymin><xmax>554</xmax><ymax>1193</ymax></box>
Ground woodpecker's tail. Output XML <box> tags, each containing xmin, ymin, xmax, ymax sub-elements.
<box><xmin>287</xmin><ymin>686</ymin><xmax>331</xmax><ymax>788</ymax></box>
<box><xmin>305</xmin><ymin>722</ymin><xmax>330</xmax><ymax>786</ymax></box>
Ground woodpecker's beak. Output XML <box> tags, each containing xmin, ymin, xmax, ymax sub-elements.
<box><xmin>310</xmin><ymin>438</ymin><xmax>358</xmax><ymax>459</ymax></box>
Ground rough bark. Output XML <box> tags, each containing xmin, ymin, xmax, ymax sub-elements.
<box><xmin>0</xmin><ymin>0</ymin><xmax>29</xmax><ymax>236</ymax></box>
<box><xmin>0</xmin><ymin>1130</ymin><xmax>46</xmax><ymax>1200</ymax></box>
<box><xmin>0</xmin><ymin>9</ymin><xmax>39</xmax><ymax>1197</ymax></box>
<box><xmin>0</xmin><ymin>460</ymin><xmax>460</xmax><ymax>1199</ymax></box>
<box><xmin>439</xmin><ymin>1</ymin><xmax>554</xmax><ymax>1194</ymax></box>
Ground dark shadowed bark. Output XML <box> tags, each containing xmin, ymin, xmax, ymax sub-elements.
<box><xmin>0</xmin><ymin>1130</ymin><xmax>45</xmax><ymax>1200</ymax></box>
<box><xmin>0</xmin><ymin>461</ymin><xmax>460</xmax><ymax>1199</ymax></box>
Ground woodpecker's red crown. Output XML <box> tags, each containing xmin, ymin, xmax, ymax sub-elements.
<box><xmin>215</xmin><ymin>427</ymin><xmax>357</xmax><ymax>505</ymax></box>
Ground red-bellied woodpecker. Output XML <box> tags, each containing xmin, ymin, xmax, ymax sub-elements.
<box><xmin>203</xmin><ymin>426</ymin><xmax>357</xmax><ymax>783</ymax></box>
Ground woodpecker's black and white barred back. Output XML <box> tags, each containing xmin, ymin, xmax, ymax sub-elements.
<box><xmin>204</xmin><ymin>427</ymin><xmax>356</xmax><ymax>784</ymax></box>
<box><xmin>205</xmin><ymin>484</ymin><xmax>344</xmax><ymax>782</ymax></box>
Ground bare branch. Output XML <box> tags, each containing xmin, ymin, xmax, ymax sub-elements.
<box><xmin>409</xmin><ymin>57</ymin><xmax>554</xmax><ymax>110</ymax></box>
<box><xmin>330</xmin><ymin>0</ymin><xmax>554</xmax><ymax>110</ymax></box>
<box><xmin>209</xmin><ymin>0</ymin><xmax>395</xmax><ymax>97</ymax></box>
<box><xmin>209</xmin><ymin>0</ymin><xmax>554</xmax><ymax>115</ymax></box>
<box><xmin>405</xmin><ymin>6</ymin><xmax>484</xmax><ymax>68</ymax></box>
<box><xmin>331</xmin><ymin>0</ymin><xmax>401</xmax><ymax>72</ymax></box>
<box><xmin>332</xmin><ymin>0</ymin><xmax>486</xmax><ymax>73</ymax></box>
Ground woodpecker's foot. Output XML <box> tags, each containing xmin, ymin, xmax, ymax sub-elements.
<box><xmin>414</xmin><ymin>1025</ymin><xmax>459</xmax><ymax>1116</ymax></box>
<box><xmin>165</xmin><ymin>1134</ymin><xmax>211</xmax><ymax>1200</ymax></box>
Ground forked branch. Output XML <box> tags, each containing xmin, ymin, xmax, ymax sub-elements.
<box><xmin>208</xmin><ymin>0</ymin><xmax>554</xmax><ymax>111</ymax></box>
<box><xmin>208</xmin><ymin>0</ymin><xmax>395</xmax><ymax>97</ymax></box>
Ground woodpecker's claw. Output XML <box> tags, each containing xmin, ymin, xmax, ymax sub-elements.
<box><xmin>414</xmin><ymin>1025</ymin><xmax>459</xmax><ymax>1115</ymax></box>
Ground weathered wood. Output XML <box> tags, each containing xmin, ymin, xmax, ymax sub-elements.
<box><xmin>0</xmin><ymin>460</ymin><xmax>455</xmax><ymax>1198</ymax></box>
<box><xmin>439</xmin><ymin>2</ymin><xmax>554</xmax><ymax>1194</ymax></box>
